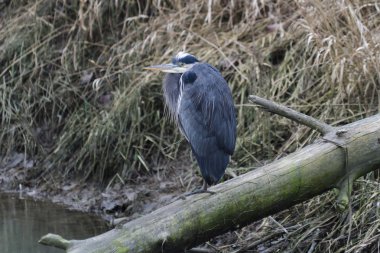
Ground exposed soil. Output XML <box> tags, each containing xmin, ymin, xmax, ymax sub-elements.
<box><xmin>0</xmin><ymin>150</ymin><xmax>201</xmax><ymax>223</ymax></box>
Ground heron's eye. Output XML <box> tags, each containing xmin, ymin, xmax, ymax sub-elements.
<box><xmin>178</xmin><ymin>62</ymin><xmax>185</xmax><ymax>67</ymax></box>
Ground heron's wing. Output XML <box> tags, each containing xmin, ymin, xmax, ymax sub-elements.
<box><xmin>178</xmin><ymin>63</ymin><xmax>236</xmax><ymax>184</ymax></box>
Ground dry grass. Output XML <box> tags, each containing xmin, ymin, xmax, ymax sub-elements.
<box><xmin>1</xmin><ymin>0</ymin><xmax>379</xmax><ymax>252</ymax></box>
<box><xmin>1</xmin><ymin>0</ymin><xmax>379</xmax><ymax>179</ymax></box>
<box><xmin>207</xmin><ymin>179</ymin><xmax>379</xmax><ymax>253</ymax></box>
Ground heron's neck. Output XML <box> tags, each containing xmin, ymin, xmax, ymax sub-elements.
<box><xmin>163</xmin><ymin>73</ymin><xmax>182</xmax><ymax>118</ymax></box>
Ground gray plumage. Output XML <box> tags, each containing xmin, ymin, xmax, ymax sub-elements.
<box><xmin>163</xmin><ymin>56</ymin><xmax>236</xmax><ymax>186</ymax></box>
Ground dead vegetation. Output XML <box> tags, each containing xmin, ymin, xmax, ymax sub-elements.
<box><xmin>205</xmin><ymin>179</ymin><xmax>380</xmax><ymax>253</ymax></box>
<box><xmin>1</xmin><ymin>0</ymin><xmax>379</xmax><ymax>252</ymax></box>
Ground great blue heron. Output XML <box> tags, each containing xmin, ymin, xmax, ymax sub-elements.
<box><xmin>145</xmin><ymin>52</ymin><xmax>236</xmax><ymax>194</ymax></box>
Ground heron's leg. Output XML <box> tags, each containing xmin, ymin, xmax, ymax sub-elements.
<box><xmin>202</xmin><ymin>180</ymin><xmax>208</xmax><ymax>191</ymax></box>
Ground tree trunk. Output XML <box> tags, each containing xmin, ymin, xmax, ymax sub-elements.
<box><xmin>39</xmin><ymin>113</ymin><xmax>380</xmax><ymax>253</ymax></box>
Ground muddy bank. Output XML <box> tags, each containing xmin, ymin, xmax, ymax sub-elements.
<box><xmin>0</xmin><ymin>151</ymin><xmax>199</xmax><ymax>221</ymax></box>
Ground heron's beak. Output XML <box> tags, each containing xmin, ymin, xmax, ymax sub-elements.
<box><xmin>144</xmin><ymin>64</ymin><xmax>188</xmax><ymax>73</ymax></box>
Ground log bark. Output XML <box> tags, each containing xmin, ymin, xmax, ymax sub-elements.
<box><xmin>39</xmin><ymin>102</ymin><xmax>380</xmax><ymax>253</ymax></box>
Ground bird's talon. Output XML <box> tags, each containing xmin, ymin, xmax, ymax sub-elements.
<box><xmin>184</xmin><ymin>189</ymin><xmax>216</xmax><ymax>197</ymax></box>
<box><xmin>206</xmin><ymin>190</ymin><xmax>216</xmax><ymax>195</ymax></box>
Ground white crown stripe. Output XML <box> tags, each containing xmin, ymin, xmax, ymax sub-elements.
<box><xmin>176</xmin><ymin>51</ymin><xmax>194</xmax><ymax>60</ymax></box>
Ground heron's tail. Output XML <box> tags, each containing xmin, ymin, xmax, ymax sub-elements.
<box><xmin>191</xmin><ymin>147</ymin><xmax>229</xmax><ymax>186</ymax></box>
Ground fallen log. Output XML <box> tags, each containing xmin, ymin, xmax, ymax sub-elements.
<box><xmin>39</xmin><ymin>97</ymin><xmax>380</xmax><ymax>253</ymax></box>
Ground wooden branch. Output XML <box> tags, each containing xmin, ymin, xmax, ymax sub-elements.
<box><xmin>248</xmin><ymin>95</ymin><xmax>354</xmax><ymax>208</ymax></box>
<box><xmin>39</xmin><ymin>112</ymin><xmax>380</xmax><ymax>253</ymax></box>
<box><xmin>248</xmin><ymin>95</ymin><xmax>335</xmax><ymax>135</ymax></box>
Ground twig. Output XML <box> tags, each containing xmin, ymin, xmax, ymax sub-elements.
<box><xmin>231</xmin><ymin>230</ymin><xmax>286</xmax><ymax>253</ymax></box>
<box><xmin>269</xmin><ymin>216</ymin><xmax>289</xmax><ymax>234</ymax></box>
<box><xmin>248</xmin><ymin>95</ymin><xmax>334</xmax><ymax>135</ymax></box>
<box><xmin>186</xmin><ymin>247</ymin><xmax>214</xmax><ymax>253</ymax></box>
<box><xmin>307</xmin><ymin>228</ymin><xmax>321</xmax><ymax>253</ymax></box>
<box><xmin>263</xmin><ymin>241</ymin><xmax>287</xmax><ymax>253</ymax></box>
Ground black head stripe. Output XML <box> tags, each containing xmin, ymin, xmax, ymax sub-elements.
<box><xmin>172</xmin><ymin>52</ymin><xmax>199</xmax><ymax>65</ymax></box>
<box><xmin>179</xmin><ymin>55</ymin><xmax>199</xmax><ymax>64</ymax></box>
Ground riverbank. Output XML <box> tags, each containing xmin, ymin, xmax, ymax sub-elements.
<box><xmin>2</xmin><ymin>150</ymin><xmax>379</xmax><ymax>253</ymax></box>
<box><xmin>0</xmin><ymin>151</ymin><xmax>198</xmax><ymax>221</ymax></box>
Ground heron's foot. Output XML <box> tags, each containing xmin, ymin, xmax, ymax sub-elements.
<box><xmin>185</xmin><ymin>188</ymin><xmax>216</xmax><ymax>197</ymax></box>
<box><xmin>176</xmin><ymin>189</ymin><xmax>215</xmax><ymax>200</ymax></box>
<box><xmin>171</xmin><ymin>180</ymin><xmax>215</xmax><ymax>201</ymax></box>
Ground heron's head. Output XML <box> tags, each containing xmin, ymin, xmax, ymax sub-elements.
<box><xmin>144</xmin><ymin>51</ymin><xmax>199</xmax><ymax>73</ymax></box>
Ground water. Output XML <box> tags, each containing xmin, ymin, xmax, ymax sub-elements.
<box><xmin>0</xmin><ymin>192</ymin><xmax>109</xmax><ymax>253</ymax></box>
